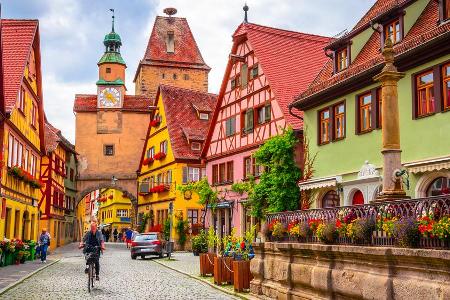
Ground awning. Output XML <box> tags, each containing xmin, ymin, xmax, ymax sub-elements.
<box><xmin>298</xmin><ymin>176</ymin><xmax>342</xmax><ymax>191</ymax></box>
<box><xmin>404</xmin><ymin>156</ymin><xmax>450</xmax><ymax>174</ymax></box>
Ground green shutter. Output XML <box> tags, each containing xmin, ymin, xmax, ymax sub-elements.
<box><xmin>247</xmin><ymin>108</ymin><xmax>254</xmax><ymax>132</ymax></box>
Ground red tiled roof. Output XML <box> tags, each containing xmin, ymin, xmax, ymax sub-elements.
<box><xmin>352</xmin><ymin>0</ymin><xmax>409</xmax><ymax>32</ymax></box>
<box><xmin>1</xmin><ymin>19</ymin><xmax>38</xmax><ymax>113</ymax></box>
<box><xmin>159</xmin><ymin>85</ymin><xmax>217</xmax><ymax>160</ymax></box>
<box><xmin>44</xmin><ymin>121</ymin><xmax>60</xmax><ymax>153</ymax></box>
<box><xmin>294</xmin><ymin>0</ymin><xmax>449</xmax><ymax>106</ymax></box>
<box><xmin>234</xmin><ymin>23</ymin><xmax>331</xmax><ymax>129</ymax></box>
<box><xmin>139</xmin><ymin>16</ymin><xmax>210</xmax><ymax>71</ymax></box>
<box><xmin>73</xmin><ymin>94</ymin><xmax>152</xmax><ymax>112</ymax></box>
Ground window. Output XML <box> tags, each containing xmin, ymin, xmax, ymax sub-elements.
<box><xmin>416</xmin><ymin>71</ymin><xmax>435</xmax><ymax>117</ymax></box>
<box><xmin>257</xmin><ymin>104</ymin><xmax>271</xmax><ymax>124</ymax></box>
<box><xmin>24</xmin><ymin>150</ymin><xmax>29</xmax><ymax>172</ymax></box>
<box><xmin>146</xmin><ymin>147</ymin><xmax>155</xmax><ymax>159</ymax></box>
<box><xmin>231</xmin><ymin>75</ymin><xmax>240</xmax><ymax>90</ymax></box>
<box><xmin>30</xmin><ymin>154</ymin><xmax>37</xmax><ymax>176</ymax></box>
<box><xmin>199</xmin><ymin>112</ymin><xmax>209</xmax><ymax>120</ymax></box>
<box><xmin>242</xmin><ymin>109</ymin><xmax>254</xmax><ymax>134</ymax></box>
<box><xmin>160</xmin><ymin>140</ymin><xmax>168</xmax><ymax>154</ymax></box>
<box><xmin>321</xmin><ymin>190</ymin><xmax>340</xmax><ymax>208</ymax></box>
<box><xmin>359</xmin><ymin>93</ymin><xmax>372</xmax><ymax>132</ymax></box>
<box><xmin>225</xmin><ymin>117</ymin><xmax>236</xmax><ymax>137</ymax></box>
<box><xmin>241</xmin><ymin>64</ymin><xmax>248</xmax><ymax>88</ymax></box>
<box><xmin>212</xmin><ymin>165</ymin><xmax>219</xmax><ymax>184</ymax></box>
<box><xmin>117</xmin><ymin>209</ymin><xmax>129</xmax><ymax>217</ymax></box>
<box><xmin>167</xmin><ymin>170</ymin><xmax>172</xmax><ymax>184</ymax></box>
<box><xmin>18</xmin><ymin>143</ymin><xmax>23</xmax><ymax>167</ymax></box>
<box><xmin>31</xmin><ymin>102</ymin><xmax>37</xmax><ymax>127</ymax></box>
<box><xmin>106</xmin><ymin>67</ymin><xmax>111</xmax><ymax>74</ymax></box>
<box><xmin>18</xmin><ymin>87</ymin><xmax>26</xmax><ymax>112</ymax></box>
<box><xmin>319</xmin><ymin>109</ymin><xmax>330</xmax><ymax>144</ymax></box>
<box><xmin>183</xmin><ymin>74</ymin><xmax>189</xmax><ymax>80</ymax></box>
<box><xmin>219</xmin><ymin>163</ymin><xmax>226</xmax><ymax>183</ymax></box>
<box><xmin>336</xmin><ymin>48</ymin><xmax>348</xmax><ymax>72</ymax></box>
<box><xmin>187</xmin><ymin>209</ymin><xmax>198</xmax><ymax>225</ymax></box>
<box><xmin>13</xmin><ymin>138</ymin><xmax>18</xmax><ymax>166</ymax></box>
<box><xmin>70</xmin><ymin>168</ymin><xmax>74</xmax><ymax>181</ymax></box>
<box><xmin>162</xmin><ymin>73</ymin><xmax>165</xmax><ymax>79</ymax></box>
<box><xmin>173</xmin><ymin>73</ymin><xmax>177</xmax><ymax>80</ymax></box>
<box><xmin>7</xmin><ymin>134</ymin><xmax>14</xmax><ymax>167</ymax></box>
<box><xmin>443</xmin><ymin>63</ymin><xmax>450</xmax><ymax>110</ymax></box>
<box><xmin>442</xmin><ymin>0</ymin><xmax>450</xmax><ymax>21</ymax></box>
<box><xmin>376</xmin><ymin>88</ymin><xmax>382</xmax><ymax>128</ymax></box>
<box><xmin>191</xmin><ymin>142</ymin><xmax>201</xmax><ymax>151</ymax></box>
<box><xmin>427</xmin><ymin>177</ymin><xmax>450</xmax><ymax>196</ymax></box>
<box><xmin>384</xmin><ymin>19</ymin><xmax>401</xmax><ymax>44</ymax></box>
<box><xmin>104</xmin><ymin>145</ymin><xmax>114</xmax><ymax>156</ymax></box>
<box><xmin>226</xmin><ymin>161</ymin><xmax>233</xmax><ymax>183</ymax></box>
<box><xmin>166</xmin><ymin>31</ymin><xmax>174</xmax><ymax>53</ymax></box>
<box><xmin>334</xmin><ymin>103</ymin><xmax>345</xmax><ymax>139</ymax></box>
<box><xmin>244</xmin><ymin>157</ymin><xmax>252</xmax><ymax>179</ymax></box>
<box><xmin>250</xmin><ymin>65</ymin><xmax>259</xmax><ymax>79</ymax></box>
<box><xmin>188</xmin><ymin>167</ymin><xmax>200</xmax><ymax>182</ymax></box>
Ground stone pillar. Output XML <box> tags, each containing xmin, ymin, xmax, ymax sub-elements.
<box><xmin>373</xmin><ymin>38</ymin><xmax>407</xmax><ymax>201</ymax></box>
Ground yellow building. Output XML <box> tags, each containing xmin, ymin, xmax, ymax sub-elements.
<box><xmin>137</xmin><ymin>85</ymin><xmax>217</xmax><ymax>244</ymax></box>
<box><xmin>0</xmin><ymin>20</ymin><xmax>45</xmax><ymax>242</ymax></box>
<box><xmin>97</xmin><ymin>188</ymin><xmax>132</xmax><ymax>231</ymax></box>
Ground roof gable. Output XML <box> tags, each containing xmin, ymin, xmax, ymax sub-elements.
<box><xmin>1</xmin><ymin>19</ymin><xmax>39</xmax><ymax>113</ymax></box>
<box><xmin>140</xmin><ymin>16</ymin><xmax>210</xmax><ymax>70</ymax></box>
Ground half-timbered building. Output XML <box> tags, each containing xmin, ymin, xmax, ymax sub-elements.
<box><xmin>0</xmin><ymin>19</ymin><xmax>46</xmax><ymax>242</ymax></box>
<box><xmin>202</xmin><ymin>22</ymin><xmax>331</xmax><ymax>236</ymax></box>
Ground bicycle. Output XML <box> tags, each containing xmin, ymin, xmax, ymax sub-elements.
<box><xmin>84</xmin><ymin>245</ymin><xmax>100</xmax><ymax>293</ymax></box>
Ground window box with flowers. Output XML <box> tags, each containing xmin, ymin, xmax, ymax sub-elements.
<box><xmin>150</xmin><ymin>184</ymin><xmax>169</xmax><ymax>193</ymax></box>
<box><xmin>143</xmin><ymin>157</ymin><xmax>154</xmax><ymax>165</ymax></box>
<box><xmin>153</xmin><ymin>152</ymin><xmax>166</xmax><ymax>160</ymax></box>
<box><xmin>150</xmin><ymin>119</ymin><xmax>160</xmax><ymax>127</ymax></box>
<box><xmin>7</xmin><ymin>166</ymin><xmax>44</xmax><ymax>189</ymax></box>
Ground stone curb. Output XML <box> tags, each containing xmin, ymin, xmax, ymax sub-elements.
<box><xmin>0</xmin><ymin>259</ymin><xmax>60</xmax><ymax>295</ymax></box>
<box><xmin>151</xmin><ymin>259</ymin><xmax>258</xmax><ymax>300</ymax></box>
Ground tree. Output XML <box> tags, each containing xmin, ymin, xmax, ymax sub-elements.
<box><xmin>250</xmin><ymin>127</ymin><xmax>302</xmax><ymax>218</ymax></box>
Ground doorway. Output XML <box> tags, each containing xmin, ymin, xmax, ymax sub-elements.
<box><xmin>352</xmin><ymin>190</ymin><xmax>365</xmax><ymax>205</ymax></box>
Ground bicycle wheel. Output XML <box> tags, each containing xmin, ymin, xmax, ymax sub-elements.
<box><xmin>90</xmin><ymin>263</ymin><xmax>94</xmax><ymax>288</ymax></box>
<box><xmin>87</xmin><ymin>264</ymin><xmax>92</xmax><ymax>292</ymax></box>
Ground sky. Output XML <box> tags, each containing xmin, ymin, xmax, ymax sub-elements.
<box><xmin>2</xmin><ymin>0</ymin><xmax>376</xmax><ymax>143</ymax></box>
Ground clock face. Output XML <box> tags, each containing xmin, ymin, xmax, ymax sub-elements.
<box><xmin>98</xmin><ymin>87</ymin><xmax>121</xmax><ymax>108</ymax></box>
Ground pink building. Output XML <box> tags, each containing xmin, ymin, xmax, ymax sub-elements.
<box><xmin>202</xmin><ymin>21</ymin><xmax>331</xmax><ymax>237</ymax></box>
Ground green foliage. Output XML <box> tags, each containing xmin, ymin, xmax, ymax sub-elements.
<box><xmin>163</xmin><ymin>218</ymin><xmax>171</xmax><ymax>241</ymax></box>
<box><xmin>231</xmin><ymin>176</ymin><xmax>255</xmax><ymax>195</ymax></box>
<box><xmin>177</xmin><ymin>177</ymin><xmax>218</xmax><ymax>208</ymax></box>
<box><xmin>139</xmin><ymin>213</ymin><xmax>150</xmax><ymax>233</ymax></box>
<box><xmin>176</xmin><ymin>219</ymin><xmax>189</xmax><ymax>248</ymax></box>
<box><xmin>207</xmin><ymin>226</ymin><xmax>216</xmax><ymax>249</ymax></box>
<box><xmin>191</xmin><ymin>230</ymin><xmax>208</xmax><ymax>253</ymax></box>
<box><xmin>249</xmin><ymin>127</ymin><xmax>301</xmax><ymax>218</ymax></box>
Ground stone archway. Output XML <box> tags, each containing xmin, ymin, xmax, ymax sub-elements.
<box><xmin>75</xmin><ymin>182</ymin><xmax>138</xmax><ymax>231</ymax></box>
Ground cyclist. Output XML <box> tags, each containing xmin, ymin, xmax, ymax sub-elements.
<box><xmin>79</xmin><ymin>221</ymin><xmax>105</xmax><ymax>281</ymax></box>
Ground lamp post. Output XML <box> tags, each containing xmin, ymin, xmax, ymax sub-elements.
<box><xmin>373</xmin><ymin>38</ymin><xmax>409</xmax><ymax>201</ymax></box>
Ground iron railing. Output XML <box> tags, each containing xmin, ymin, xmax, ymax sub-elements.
<box><xmin>266</xmin><ymin>195</ymin><xmax>450</xmax><ymax>249</ymax></box>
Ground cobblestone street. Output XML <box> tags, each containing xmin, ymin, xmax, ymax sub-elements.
<box><xmin>1</xmin><ymin>243</ymin><xmax>236</xmax><ymax>300</ymax></box>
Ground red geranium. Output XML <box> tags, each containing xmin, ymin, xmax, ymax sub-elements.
<box><xmin>150</xmin><ymin>119</ymin><xmax>160</xmax><ymax>127</ymax></box>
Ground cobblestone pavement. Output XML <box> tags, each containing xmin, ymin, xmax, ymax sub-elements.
<box><xmin>157</xmin><ymin>252</ymin><xmax>201</xmax><ymax>276</ymax></box>
<box><xmin>1</xmin><ymin>243</ymin><xmax>236</xmax><ymax>300</ymax></box>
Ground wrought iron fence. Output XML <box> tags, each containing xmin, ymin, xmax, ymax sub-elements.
<box><xmin>266</xmin><ymin>195</ymin><xmax>450</xmax><ymax>249</ymax></box>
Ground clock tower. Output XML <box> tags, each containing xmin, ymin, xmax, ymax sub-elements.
<box><xmin>97</xmin><ymin>13</ymin><xmax>126</xmax><ymax>109</ymax></box>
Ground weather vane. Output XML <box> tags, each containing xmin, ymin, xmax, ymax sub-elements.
<box><xmin>110</xmin><ymin>8</ymin><xmax>115</xmax><ymax>32</ymax></box>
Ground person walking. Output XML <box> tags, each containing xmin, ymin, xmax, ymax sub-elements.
<box><xmin>118</xmin><ymin>230</ymin><xmax>123</xmax><ymax>243</ymax></box>
<box><xmin>125</xmin><ymin>227</ymin><xmax>133</xmax><ymax>249</ymax></box>
<box><xmin>113</xmin><ymin>228</ymin><xmax>118</xmax><ymax>242</ymax></box>
<box><xmin>105</xmin><ymin>228</ymin><xmax>110</xmax><ymax>243</ymax></box>
<box><xmin>38</xmin><ymin>228</ymin><xmax>51</xmax><ymax>263</ymax></box>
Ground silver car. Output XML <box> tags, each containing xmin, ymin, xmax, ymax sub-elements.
<box><xmin>130</xmin><ymin>233</ymin><xmax>166</xmax><ymax>259</ymax></box>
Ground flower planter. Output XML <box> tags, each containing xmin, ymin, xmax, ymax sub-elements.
<box><xmin>4</xmin><ymin>252</ymin><xmax>14</xmax><ymax>266</ymax></box>
<box><xmin>213</xmin><ymin>256</ymin><xmax>234</xmax><ymax>285</ymax></box>
<box><xmin>233</xmin><ymin>260</ymin><xmax>253</xmax><ymax>292</ymax></box>
<box><xmin>200</xmin><ymin>252</ymin><xmax>216</xmax><ymax>276</ymax></box>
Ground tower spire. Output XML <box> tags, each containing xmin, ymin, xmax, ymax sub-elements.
<box><xmin>243</xmin><ymin>3</ymin><xmax>249</xmax><ymax>23</ymax></box>
<box><xmin>110</xmin><ymin>8</ymin><xmax>115</xmax><ymax>32</ymax></box>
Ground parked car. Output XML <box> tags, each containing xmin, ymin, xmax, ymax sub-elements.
<box><xmin>130</xmin><ymin>232</ymin><xmax>167</xmax><ymax>259</ymax></box>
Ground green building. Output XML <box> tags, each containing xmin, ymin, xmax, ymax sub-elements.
<box><xmin>290</xmin><ymin>0</ymin><xmax>450</xmax><ymax>207</ymax></box>
<box><xmin>62</xmin><ymin>136</ymin><xmax>78</xmax><ymax>242</ymax></box>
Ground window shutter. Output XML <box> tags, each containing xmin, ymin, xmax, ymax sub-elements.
<box><xmin>265</xmin><ymin>104</ymin><xmax>271</xmax><ymax>122</ymax></box>
<box><xmin>246</xmin><ymin>109</ymin><xmax>254</xmax><ymax>132</ymax></box>
<box><xmin>241</xmin><ymin>64</ymin><xmax>248</xmax><ymax>88</ymax></box>
<box><xmin>182</xmin><ymin>167</ymin><xmax>188</xmax><ymax>184</ymax></box>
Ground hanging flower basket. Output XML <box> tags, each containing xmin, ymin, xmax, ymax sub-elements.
<box><xmin>150</xmin><ymin>119</ymin><xmax>160</xmax><ymax>127</ymax></box>
<box><xmin>153</xmin><ymin>152</ymin><xmax>166</xmax><ymax>160</ymax></box>
<box><xmin>143</xmin><ymin>157</ymin><xmax>154</xmax><ymax>165</ymax></box>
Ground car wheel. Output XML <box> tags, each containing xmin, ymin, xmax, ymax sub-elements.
<box><xmin>131</xmin><ymin>255</ymin><xmax>137</xmax><ymax>260</ymax></box>
<box><xmin>159</xmin><ymin>252</ymin><xmax>163</xmax><ymax>258</ymax></box>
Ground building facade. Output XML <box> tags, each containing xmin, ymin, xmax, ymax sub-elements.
<box><xmin>133</xmin><ymin>11</ymin><xmax>210</xmax><ymax>100</ymax></box>
<box><xmin>97</xmin><ymin>188</ymin><xmax>132</xmax><ymax>231</ymax></box>
<box><xmin>137</xmin><ymin>85</ymin><xmax>217</xmax><ymax>246</ymax></box>
<box><xmin>74</xmin><ymin>18</ymin><xmax>152</xmax><ymax>225</ymax></box>
<box><xmin>63</xmin><ymin>140</ymin><xmax>78</xmax><ymax>243</ymax></box>
<box><xmin>0</xmin><ymin>20</ymin><xmax>45</xmax><ymax>242</ymax></box>
<box><xmin>202</xmin><ymin>22</ymin><xmax>331</xmax><ymax>236</ymax></box>
<box><xmin>291</xmin><ymin>0</ymin><xmax>450</xmax><ymax>207</ymax></box>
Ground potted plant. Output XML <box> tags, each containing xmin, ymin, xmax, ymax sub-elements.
<box><xmin>298</xmin><ymin>222</ymin><xmax>313</xmax><ymax>242</ymax></box>
<box><xmin>316</xmin><ymin>221</ymin><xmax>337</xmax><ymax>244</ymax></box>
<box><xmin>214</xmin><ymin>229</ymin><xmax>237</xmax><ymax>286</ymax></box>
<box><xmin>287</xmin><ymin>220</ymin><xmax>300</xmax><ymax>241</ymax></box>
<box><xmin>392</xmin><ymin>217</ymin><xmax>420</xmax><ymax>248</ymax></box>
<box><xmin>233</xmin><ymin>226</ymin><xmax>256</xmax><ymax>292</ymax></box>
<box><xmin>200</xmin><ymin>227</ymin><xmax>217</xmax><ymax>276</ymax></box>
<box><xmin>346</xmin><ymin>217</ymin><xmax>375</xmax><ymax>245</ymax></box>
<box><xmin>432</xmin><ymin>216</ymin><xmax>450</xmax><ymax>248</ymax></box>
<box><xmin>191</xmin><ymin>230</ymin><xmax>207</xmax><ymax>256</ymax></box>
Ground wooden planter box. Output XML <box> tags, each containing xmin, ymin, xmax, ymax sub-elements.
<box><xmin>213</xmin><ymin>256</ymin><xmax>234</xmax><ymax>285</ymax></box>
<box><xmin>233</xmin><ymin>260</ymin><xmax>253</xmax><ymax>292</ymax></box>
<box><xmin>200</xmin><ymin>253</ymin><xmax>216</xmax><ymax>276</ymax></box>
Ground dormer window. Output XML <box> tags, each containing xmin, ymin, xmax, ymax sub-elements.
<box><xmin>166</xmin><ymin>31</ymin><xmax>174</xmax><ymax>53</ymax></box>
<box><xmin>384</xmin><ymin>19</ymin><xmax>401</xmax><ymax>44</ymax></box>
<box><xmin>191</xmin><ymin>142</ymin><xmax>201</xmax><ymax>151</ymax></box>
<box><xmin>199</xmin><ymin>113</ymin><xmax>209</xmax><ymax>120</ymax></box>
<box><xmin>336</xmin><ymin>47</ymin><xmax>349</xmax><ymax>72</ymax></box>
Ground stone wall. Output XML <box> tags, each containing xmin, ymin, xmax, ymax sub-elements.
<box><xmin>250</xmin><ymin>242</ymin><xmax>450</xmax><ymax>300</ymax></box>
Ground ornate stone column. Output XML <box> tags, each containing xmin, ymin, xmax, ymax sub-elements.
<box><xmin>373</xmin><ymin>39</ymin><xmax>408</xmax><ymax>200</ymax></box>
